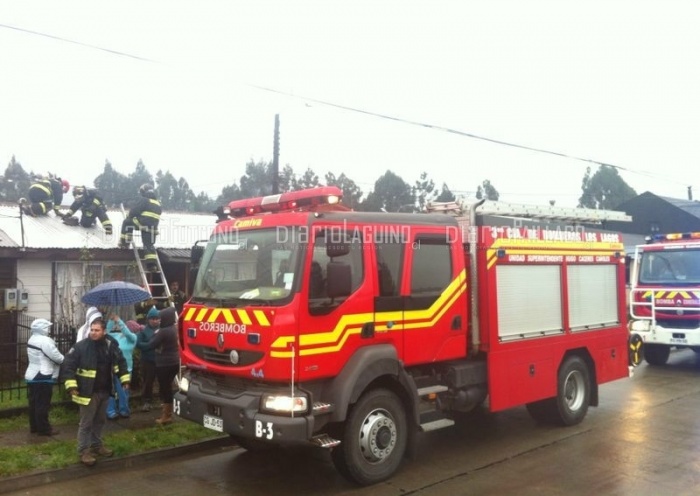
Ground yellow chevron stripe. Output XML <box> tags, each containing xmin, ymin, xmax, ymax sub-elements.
<box><xmin>184</xmin><ymin>307</ymin><xmax>196</xmax><ymax>320</ymax></box>
<box><xmin>237</xmin><ymin>309</ymin><xmax>252</xmax><ymax>325</ymax></box>
<box><xmin>254</xmin><ymin>310</ymin><xmax>270</xmax><ymax>326</ymax></box>
<box><xmin>196</xmin><ymin>308</ymin><xmax>209</xmax><ymax>321</ymax></box>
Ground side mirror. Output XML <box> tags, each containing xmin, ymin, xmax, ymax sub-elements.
<box><xmin>191</xmin><ymin>240</ymin><xmax>208</xmax><ymax>267</ymax></box>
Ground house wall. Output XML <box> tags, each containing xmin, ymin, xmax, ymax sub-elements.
<box><xmin>17</xmin><ymin>259</ymin><xmax>52</xmax><ymax>319</ymax></box>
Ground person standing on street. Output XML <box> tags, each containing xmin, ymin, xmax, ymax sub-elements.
<box><xmin>25</xmin><ymin>319</ymin><xmax>64</xmax><ymax>436</ymax></box>
<box><xmin>61</xmin><ymin>317</ymin><xmax>130</xmax><ymax>466</ymax></box>
<box><xmin>105</xmin><ymin>313</ymin><xmax>137</xmax><ymax>419</ymax></box>
<box><xmin>119</xmin><ymin>183</ymin><xmax>162</xmax><ymax>272</ymax></box>
<box><xmin>139</xmin><ymin>306</ymin><xmax>179</xmax><ymax>425</ymax></box>
<box><xmin>136</xmin><ymin>306</ymin><xmax>160</xmax><ymax>412</ymax></box>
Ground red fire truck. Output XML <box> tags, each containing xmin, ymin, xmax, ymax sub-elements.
<box><xmin>629</xmin><ymin>232</ymin><xmax>700</xmax><ymax>365</ymax></box>
<box><xmin>173</xmin><ymin>187</ymin><xmax>637</xmax><ymax>485</ymax></box>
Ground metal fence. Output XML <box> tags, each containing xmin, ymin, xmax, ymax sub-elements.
<box><xmin>0</xmin><ymin>312</ymin><xmax>76</xmax><ymax>403</ymax></box>
<box><xmin>0</xmin><ymin>312</ymin><xmax>144</xmax><ymax>405</ymax></box>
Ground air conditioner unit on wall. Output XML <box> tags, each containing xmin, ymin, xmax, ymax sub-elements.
<box><xmin>3</xmin><ymin>288</ymin><xmax>18</xmax><ymax>310</ymax></box>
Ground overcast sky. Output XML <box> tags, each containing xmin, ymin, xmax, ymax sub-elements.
<box><xmin>1</xmin><ymin>1</ymin><xmax>698</xmax><ymax>207</ymax></box>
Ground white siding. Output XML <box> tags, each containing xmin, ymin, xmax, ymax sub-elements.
<box><xmin>17</xmin><ymin>259</ymin><xmax>52</xmax><ymax>319</ymax></box>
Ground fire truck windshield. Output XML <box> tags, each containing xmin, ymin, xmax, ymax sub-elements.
<box><xmin>191</xmin><ymin>228</ymin><xmax>301</xmax><ymax>305</ymax></box>
<box><xmin>639</xmin><ymin>249</ymin><xmax>700</xmax><ymax>285</ymax></box>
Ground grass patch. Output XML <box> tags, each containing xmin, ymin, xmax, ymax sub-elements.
<box><xmin>0</xmin><ymin>406</ymin><xmax>79</xmax><ymax>434</ymax></box>
<box><xmin>0</xmin><ymin>420</ymin><xmax>224</xmax><ymax>478</ymax></box>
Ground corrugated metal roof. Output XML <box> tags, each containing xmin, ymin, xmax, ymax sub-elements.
<box><xmin>658</xmin><ymin>195</ymin><xmax>700</xmax><ymax>219</ymax></box>
<box><xmin>0</xmin><ymin>203</ymin><xmax>215</xmax><ymax>250</ymax></box>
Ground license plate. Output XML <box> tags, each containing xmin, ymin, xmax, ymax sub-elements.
<box><xmin>203</xmin><ymin>414</ymin><xmax>223</xmax><ymax>432</ymax></box>
<box><xmin>670</xmin><ymin>338</ymin><xmax>688</xmax><ymax>344</ymax></box>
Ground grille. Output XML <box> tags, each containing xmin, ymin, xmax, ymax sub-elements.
<box><xmin>657</xmin><ymin>319</ymin><xmax>700</xmax><ymax>330</ymax></box>
<box><xmin>190</xmin><ymin>345</ymin><xmax>264</xmax><ymax>367</ymax></box>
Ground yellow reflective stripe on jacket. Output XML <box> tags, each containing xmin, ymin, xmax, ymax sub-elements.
<box><xmin>142</xmin><ymin>211</ymin><xmax>160</xmax><ymax>220</ymax></box>
<box><xmin>119</xmin><ymin>373</ymin><xmax>131</xmax><ymax>384</ymax></box>
<box><xmin>64</xmin><ymin>379</ymin><xmax>78</xmax><ymax>389</ymax></box>
<box><xmin>77</xmin><ymin>368</ymin><xmax>96</xmax><ymax>378</ymax></box>
<box><xmin>31</xmin><ymin>183</ymin><xmax>51</xmax><ymax>195</ymax></box>
<box><xmin>71</xmin><ymin>394</ymin><xmax>91</xmax><ymax>406</ymax></box>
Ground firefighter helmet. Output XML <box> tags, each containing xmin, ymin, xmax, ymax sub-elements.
<box><xmin>139</xmin><ymin>183</ymin><xmax>154</xmax><ymax>197</ymax></box>
<box><xmin>61</xmin><ymin>179</ymin><xmax>70</xmax><ymax>193</ymax></box>
<box><xmin>73</xmin><ymin>185</ymin><xmax>86</xmax><ymax>200</ymax></box>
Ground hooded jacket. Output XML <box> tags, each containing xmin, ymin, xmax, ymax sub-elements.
<box><xmin>140</xmin><ymin>306</ymin><xmax>180</xmax><ymax>368</ymax></box>
<box><xmin>106</xmin><ymin>316</ymin><xmax>138</xmax><ymax>371</ymax></box>
<box><xmin>76</xmin><ymin>306</ymin><xmax>103</xmax><ymax>343</ymax></box>
<box><xmin>25</xmin><ymin>319</ymin><xmax>64</xmax><ymax>382</ymax></box>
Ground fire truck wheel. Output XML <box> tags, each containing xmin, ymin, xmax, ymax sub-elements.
<box><xmin>527</xmin><ymin>356</ymin><xmax>591</xmax><ymax>426</ymax></box>
<box><xmin>330</xmin><ymin>388</ymin><xmax>407</xmax><ymax>486</ymax></box>
<box><xmin>644</xmin><ymin>344</ymin><xmax>670</xmax><ymax>366</ymax></box>
<box><xmin>554</xmin><ymin>356</ymin><xmax>591</xmax><ymax>426</ymax></box>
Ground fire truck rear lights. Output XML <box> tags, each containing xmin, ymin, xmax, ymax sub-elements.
<box><xmin>227</xmin><ymin>187</ymin><xmax>344</xmax><ymax>218</ymax></box>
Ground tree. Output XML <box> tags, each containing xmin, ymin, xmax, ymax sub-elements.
<box><xmin>578</xmin><ymin>165</ymin><xmax>636</xmax><ymax>209</ymax></box>
<box><xmin>155</xmin><ymin>171</ymin><xmax>198</xmax><ymax>211</ymax></box>
<box><xmin>239</xmin><ymin>159</ymin><xmax>275</xmax><ymax>197</ymax></box>
<box><xmin>413</xmin><ymin>172</ymin><xmax>437</xmax><ymax>211</ymax></box>
<box><xmin>435</xmin><ymin>183</ymin><xmax>456</xmax><ymax>202</ymax></box>
<box><xmin>475</xmin><ymin>180</ymin><xmax>499</xmax><ymax>201</ymax></box>
<box><xmin>325</xmin><ymin>172</ymin><xmax>363</xmax><ymax>209</ymax></box>
<box><xmin>0</xmin><ymin>155</ymin><xmax>31</xmax><ymax>202</ymax></box>
<box><xmin>359</xmin><ymin>170</ymin><xmax>413</xmax><ymax>212</ymax></box>
<box><xmin>94</xmin><ymin>160</ymin><xmax>129</xmax><ymax>207</ymax></box>
<box><xmin>295</xmin><ymin>168</ymin><xmax>320</xmax><ymax>190</ymax></box>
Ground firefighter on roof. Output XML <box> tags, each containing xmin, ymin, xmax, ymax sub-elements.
<box><xmin>61</xmin><ymin>186</ymin><xmax>113</xmax><ymax>234</ymax></box>
<box><xmin>20</xmin><ymin>173</ymin><xmax>69</xmax><ymax>217</ymax></box>
<box><xmin>119</xmin><ymin>183</ymin><xmax>162</xmax><ymax>271</ymax></box>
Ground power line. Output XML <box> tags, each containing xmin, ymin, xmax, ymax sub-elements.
<box><xmin>0</xmin><ymin>23</ymin><xmax>156</xmax><ymax>62</ymax></box>
<box><xmin>249</xmin><ymin>84</ymin><xmax>689</xmax><ymax>188</ymax></box>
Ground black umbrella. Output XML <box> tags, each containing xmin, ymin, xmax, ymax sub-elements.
<box><xmin>82</xmin><ymin>281</ymin><xmax>150</xmax><ymax>307</ymax></box>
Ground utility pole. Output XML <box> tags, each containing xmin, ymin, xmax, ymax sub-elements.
<box><xmin>272</xmin><ymin>114</ymin><xmax>280</xmax><ymax>194</ymax></box>
<box><xmin>688</xmin><ymin>185</ymin><xmax>693</xmax><ymax>201</ymax></box>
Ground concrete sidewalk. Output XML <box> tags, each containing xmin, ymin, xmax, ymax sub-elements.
<box><xmin>0</xmin><ymin>408</ymin><xmax>230</xmax><ymax>494</ymax></box>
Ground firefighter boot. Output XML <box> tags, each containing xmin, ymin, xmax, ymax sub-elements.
<box><xmin>80</xmin><ymin>449</ymin><xmax>96</xmax><ymax>467</ymax></box>
<box><xmin>155</xmin><ymin>403</ymin><xmax>173</xmax><ymax>425</ymax></box>
<box><xmin>93</xmin><ymin>445</ymin><xmax>114</xmax><ymax>457</ymax></box>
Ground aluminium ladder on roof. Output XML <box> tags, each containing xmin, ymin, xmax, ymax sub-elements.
<box><xmin>119</xmin><ymin>204</ymin><xmax>173</xmax><ymax>310</ymax></box>
<box><xmin>426</xmin><ymin>199</ymin><xmax>632</xmax><ymax>224</ymax></box>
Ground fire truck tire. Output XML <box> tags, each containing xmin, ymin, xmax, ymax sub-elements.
<box><xmin>330</xmin><ymin>388</ymin><xmax>407</xmax><ymax>486</ymax></box>
<box><xmin>553</xmin><ymin>356</ymin><xmax>590</xmax><ymax>426</ymax></box>
<box><xmin>526</xmin><ymin>356</ymin><xmax>590</xmax><ymax>426</ymax></box>
<box><xmin>644</xmin><ymin>344</ymin><xmax>670</xmax><ymax>366</ymax></box>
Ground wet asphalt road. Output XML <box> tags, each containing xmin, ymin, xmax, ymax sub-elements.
<box><xmin>7</xmin><ymin>348</ymin><xmax>700</xmax><ymax>496</ymax></box>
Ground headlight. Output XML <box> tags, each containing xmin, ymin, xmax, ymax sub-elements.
<box><xmin>178</xmin><ymin>375</ymin><xmax>190</xmax><ymax>393</ymax></box>
<box><xmin>261</xmin><ymin>393</ymin><xmax>309</xmax><ymax>414</ymax></box>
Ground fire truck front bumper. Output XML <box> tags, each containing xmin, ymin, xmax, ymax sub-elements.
<box><xmin>630</xmin><ymin>319</ymin><xmax>700</xmax><ymax>347</ymax></box>
<box><xmin>173</xmin><ymin>381</ymin><xmax>315</xmax><ymax>446</ymax></box>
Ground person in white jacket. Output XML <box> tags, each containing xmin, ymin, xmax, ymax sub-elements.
<box><xmin>25</xmin><ymin>319</ymin><xmax>64</xmax><ymax>436</ymax></box>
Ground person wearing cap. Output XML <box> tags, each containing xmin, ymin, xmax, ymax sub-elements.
<box><xmin>61</xmin><ymin>317</ymin><xmax>129</xmax><ymax>466</ymax></box>
<box><xmin>136</xmin><ymin>306</ymin><xmax>160</xmax><ymax>412</ymax></box>
<box><xmin>25</xmin><ymin>318</ymin><xmax>64</xmax><ymax>436</ymax></box>
<box><xmin>105</xmin><ymin>313</ymin><xmax>137</xmax><ymax>419</ymax></box>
